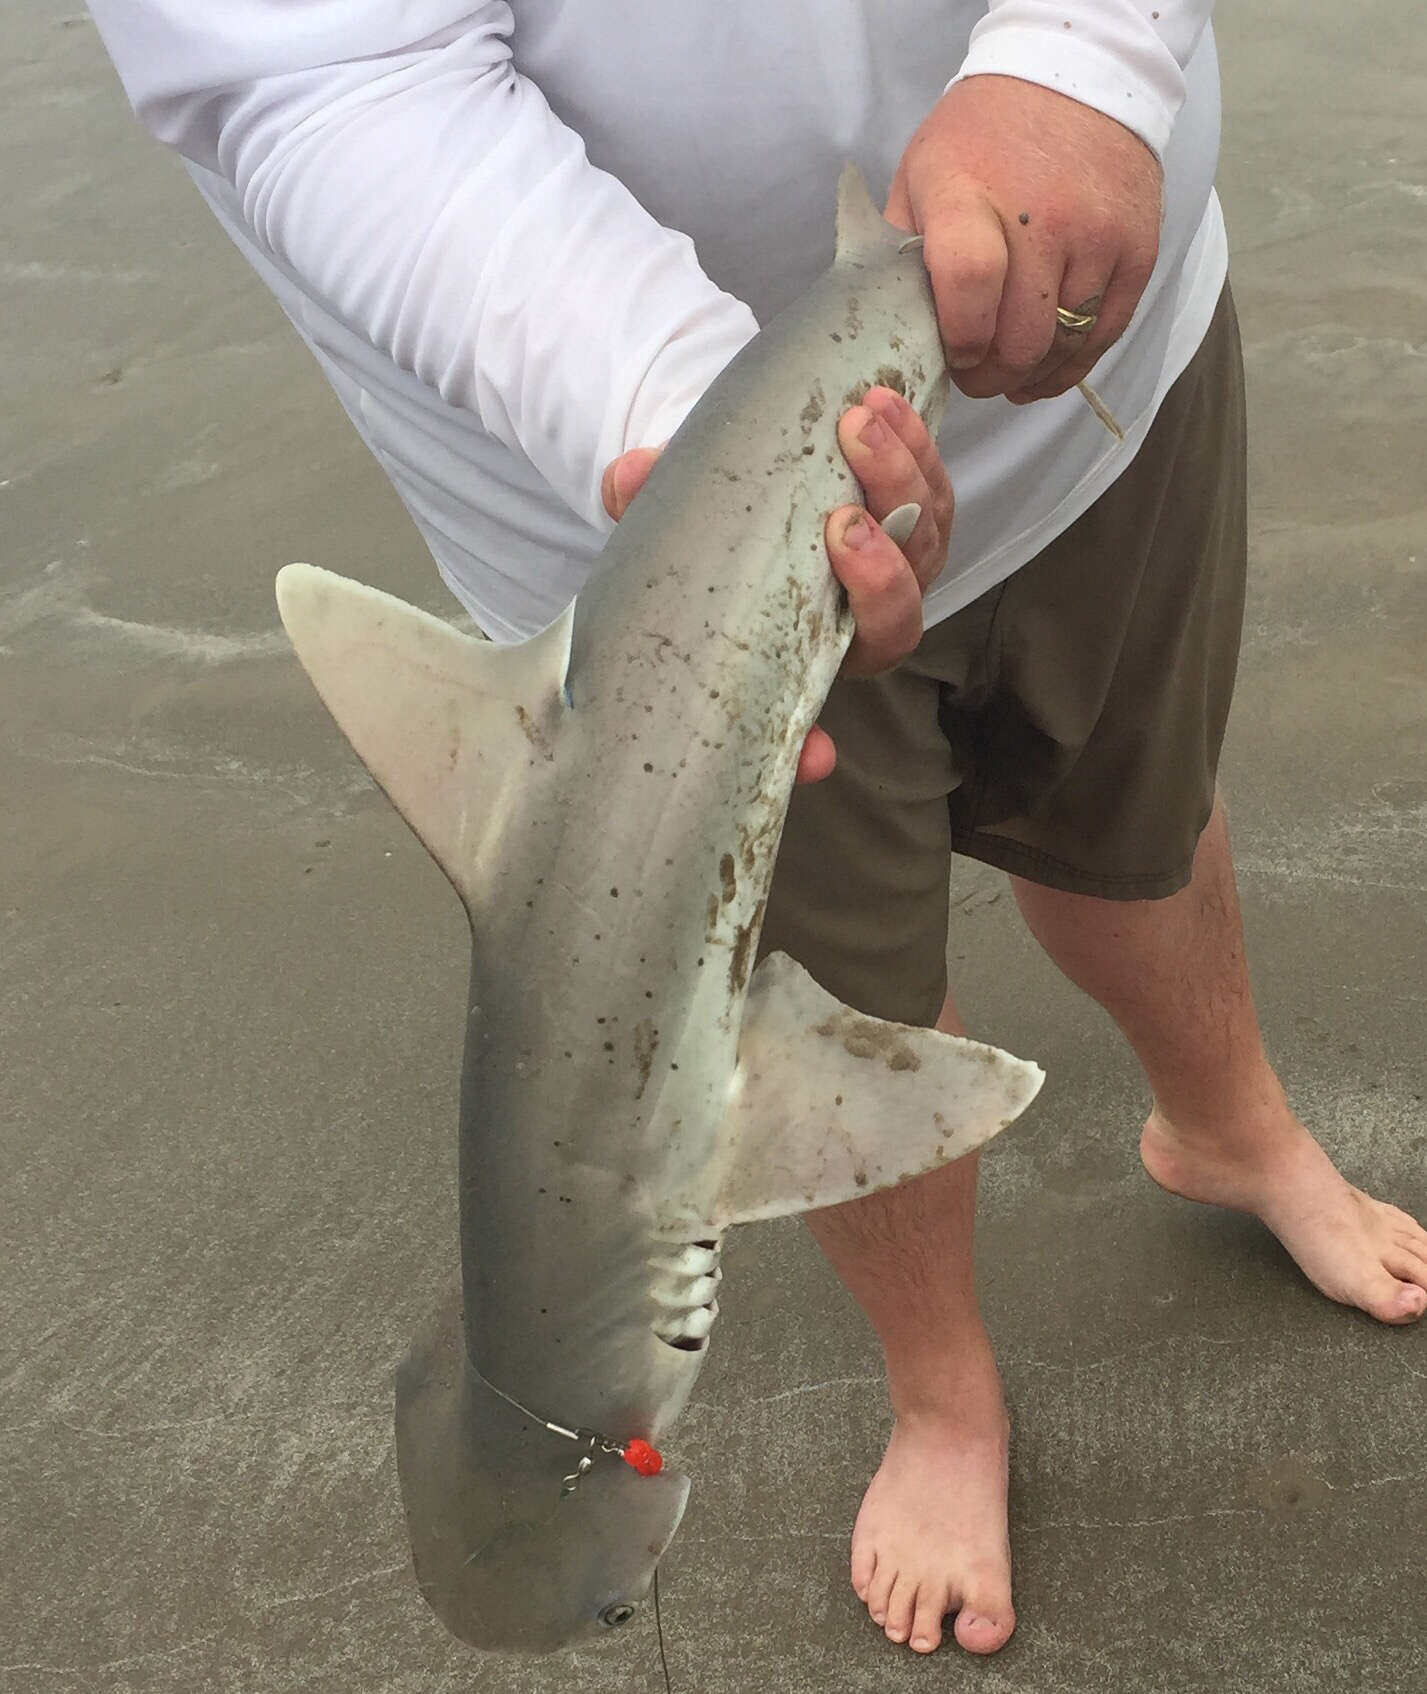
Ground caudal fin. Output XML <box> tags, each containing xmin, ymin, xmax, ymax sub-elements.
<box><xmin>275</xmin><ymin>564</ymin><xmax>574</xmax><ymax>908</ymax></box>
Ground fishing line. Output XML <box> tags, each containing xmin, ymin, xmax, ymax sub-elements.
<box><xmin>653</xmin><ymin>1566</ymin><xmax>673</xmax><ymax>1694</ymax></box>
<box><xmin>473</xmin><ymin>1366</ymin><xmax>664</xmax><ymax>1490</ymax></box>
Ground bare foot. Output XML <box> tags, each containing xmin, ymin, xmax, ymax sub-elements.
<box><xmin>850</xmin><ymin>1357</ymin><xmax>1015</xmax><ymax>1656</ymax></box>
<box><xmin>1140</xmin><ymin>1107</ymin><xmax>1427</xmax><ymax>1325</ymax></box>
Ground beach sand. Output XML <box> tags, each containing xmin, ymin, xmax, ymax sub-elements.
<box><xmin>2</xmin><ymin>3</ymin><xmax>1423</xmax><ymax>1689</ymax></box>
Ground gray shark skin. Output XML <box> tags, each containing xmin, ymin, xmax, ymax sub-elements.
<box><xmin>275</xmin><ymin>168</ymin><xmax>1044</xmax><ymax>1656</ymax></box>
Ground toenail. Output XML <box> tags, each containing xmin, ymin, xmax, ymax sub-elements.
<box><xmin>912</xmin><ymin>1637</ymin><xmax>932</xmax><ymax>1651</ymax></box>
<box><xmin>871</xmin><ymin>1611</ymin><xmax>885</xmax><ymax>1625</ymax></box>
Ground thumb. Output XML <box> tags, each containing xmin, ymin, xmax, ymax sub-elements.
<box><xmin>601</xmin><ymin>446</ymin><xmax>664</xmax><ymax>522</ymax></box>
<box><xmin>883</xmin><ymin>165</ymin><xmax>916</xmax><ymax>236</ymax></box>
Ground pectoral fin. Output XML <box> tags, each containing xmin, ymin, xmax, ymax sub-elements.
<box><xmin>276</xmin><ymin>564</ymin><xmax>574</xmax><ymax>909</ymax></box>
<box><xmin>711</xmin><ymin>951</ymin><xmax>1043</xmax><ymax>1228</ymax></box>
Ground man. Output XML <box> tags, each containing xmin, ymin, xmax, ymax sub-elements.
<box><xmin>88</xmin><ymin>0</ymin><xmax>1427</xmax><ymax>1659</ymax></box>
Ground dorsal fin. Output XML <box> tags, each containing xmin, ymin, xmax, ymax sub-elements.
<box><xmin>704</xmin><ymin>952</ymin><xmax>1043</xmax><ymax>1228</ymax></box>
<box><xmin>276</xmin><ymin>563</ymin><xmax>573</xmax><ymax>909</ymax></box>
<box><xmin>835</xmin><ymin>163</ymin><xmax>905</xmax><ymax>267</ymax></box>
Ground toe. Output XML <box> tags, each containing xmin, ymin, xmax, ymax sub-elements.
<box><xmin>1386</xmin><ymin>1242</ymin><xmax>1427</xmax><ymax>1284</ymax></box>
<box><xmin>1364</xmin><ymin>1266</ymin><xmax>1427</xmax><ymax>1324</ymax></box>
<box><xmin>865</xmin><ymin>1561</ymin><xmax>896</xmax><ymax>1628</ymax></box>
<box><xmin>882</xmin><ymin>1574</ymin><xmax>916</xmax><ymax>1645</ymax></box>
<box><xmin>908</xmin><ymin>1583</ymin><xmax>951</xmax><ymax>1654</ymax></box>
<box><xmin>951</xmin><ymin>1563</ymin><xmax>1016</xmax><ymax>1655</ymax></box>
<box><xmin>953</xmin><ymin>1602</ymin><xmax>1017</xmax><ymax>1655</ymax></box>
<box><xmin>850</xmin><ymin>1543</ymin><xmax>876</xmax><ymax>1603</ymax></box>
<box><xmin>1390</xmin><ymin>1284</ymin><xmax>1427</xmax><ymax>1322</ymax></box>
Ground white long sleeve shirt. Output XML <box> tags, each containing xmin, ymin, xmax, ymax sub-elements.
<box><xmin>88</xmin><ymin>1</ymin><xmax>1226</xmax><ymax>642</ymax></box>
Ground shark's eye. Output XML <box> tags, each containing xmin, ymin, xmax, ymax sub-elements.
<box><xmin>600</xmin><ymin>1603</ymin><xmax>637</xmax><ymax>1628</ymax></box>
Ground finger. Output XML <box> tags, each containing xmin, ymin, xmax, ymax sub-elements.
<box><xmin>953</xmin><ymin>212</ymin><xmax>1062</xmax><ymax>399</ymax></box>
<box><xmin>1018</xmin><ymin>248</ymin><xmax>1156</xmax><ymax>401</ymax></box>
<box><xmin>918</xmin><ymin>189</ymin><xmax>1009</xmax><ymax>373</ymax></box>
<box><xmin>600</xmin><ymin>445</ymin><xmax>664</xmax><ymax>522</ymax></box>
<box><xmin>1047</xmin><ymin>259</ymin><xmax>1143</xmax><ymax>390</ymax></box>
<box><xmin>836</xmin><ymin>399</ymin><xmax>949</xmax><ymax>592</ymax></box>
<box><xmin>1014</xmin><ymin>276</ymin><xmax>1127</xmax><ymax>400</ymax></box>
<box><xmin>863</xmin><ymin>386</ymin><xmax>947</xmax><ymax>502</ymax></box>
<box><xmin>1008</xmin><ymin>269</ymin><xmax>1104</xmax><ymax>398</ymax></box>
<box><xmin>859</xmin><ymin>386</ymin><xmax>955</xmax><ymax>571</ymax></box>
<box><xmin>794</xmin><ymin>725</ymin><xmax>837</xmax><ymax>785</ymax></box>
<box><xmin>1010</xmin><ymin>263</ymin><xmax>1109</xmax><ymax>398</ymax></box>
<box><xmin>826</xmin><ymin>505</ymin><xmax>923</xmax><ymax>678</ymax></box>
<box><xmin>883</xmin><ymin>164</ymin><xmax>915</xmax><ymax>235</ymax></box>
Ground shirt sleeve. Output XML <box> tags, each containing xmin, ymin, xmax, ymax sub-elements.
<box><xmin>950</xmin><ymin>0</ymin><xmax>1216</xmax><ymax>158</ymax></box>
<box><xmin>85</xmin><ymin>1</ymin><xmax>758</xmax><ymax>533</ymax></box>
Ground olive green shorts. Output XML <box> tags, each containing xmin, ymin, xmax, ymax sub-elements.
<box><xmin>760</xmin><ymin>284</ymin><xmax>1248</xmax><ymax>1027</ymax></box>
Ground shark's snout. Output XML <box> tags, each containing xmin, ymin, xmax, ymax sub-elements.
<box><xmin>394</xmin><ymin>1293</ymin><xmax>691</xmax><ymax>1653</ymax></box>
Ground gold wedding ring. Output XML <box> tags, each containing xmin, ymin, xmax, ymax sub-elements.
<box><xmin>1055</xmin><ymin>304</ymin><xmax>1098</xmax><ymax>334</ymax></box>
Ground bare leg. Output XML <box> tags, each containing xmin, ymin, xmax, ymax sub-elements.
<box><xmin>806</xmin><ymin>995</ymin><xmax>1015</xmax><ymax>1657</ymax></box>
<box><xmin>1012</xmin><ymin>794</ymin><xmax>1427</xmax><ymax>1323</ymax></box>
<box><xmin>803</xmin><ymin>794</ymin><xmax>1425</xmax><ymax>1658</ymax></box>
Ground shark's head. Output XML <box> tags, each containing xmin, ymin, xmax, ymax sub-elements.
<box><xmin>394</xmin><ymin>1294</ymin><xmax>691</xmax><ymax>1653</ymax></box>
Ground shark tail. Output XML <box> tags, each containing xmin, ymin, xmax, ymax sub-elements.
<box><xmin>275</xmin><ymin>563</ymin><xmax>572</xmax><ymax>910</ymax></box>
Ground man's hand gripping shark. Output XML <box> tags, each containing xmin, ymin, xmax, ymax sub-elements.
<box><xmin>275</xmin><ymin>169</ymin><xmax>1044</xmax><ymax>1655</ymax></box>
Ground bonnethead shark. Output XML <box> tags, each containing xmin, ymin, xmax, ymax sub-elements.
<box><xmin>275</xmin><ymin>167</ymin><xmax>1043</xmax><ymax>1655</ymax></box>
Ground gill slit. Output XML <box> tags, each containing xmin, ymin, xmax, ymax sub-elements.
<box><xmin>648</xmin><ymin>1237</ymin><xmax>723</xmax><ymax>1349</ymax></box>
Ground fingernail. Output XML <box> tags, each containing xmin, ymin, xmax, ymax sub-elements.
<box><xmin>857</xmin><ymin>415</ymin><xmax>889</xmax><ymax>450</ymax></box>
<box><xmin>840</xmin><ymin>513</ymin><xmax>870</xmax><ymax>549</ymax></box>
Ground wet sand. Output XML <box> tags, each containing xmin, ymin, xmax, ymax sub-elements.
<box><xmin>2</xmin><ymin>3</ymin><xmax>1424</xmax><ymax>1690</ymax></box>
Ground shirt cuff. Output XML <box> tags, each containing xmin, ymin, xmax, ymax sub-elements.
<box><xmin>950</xmin><ymin>2</ymin><xmax>1203</xmax><ymax>158</ymax></box>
